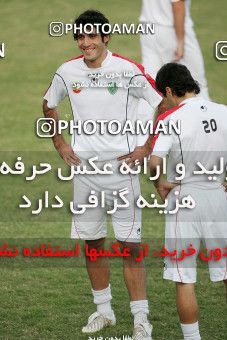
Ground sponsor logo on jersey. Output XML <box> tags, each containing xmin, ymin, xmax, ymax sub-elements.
<box><xmin>107</xmin><ymin>81</ymin><xmax>118</xmax><ymax>95</ymax></box>
<box><xmin>200</xmin><ymin>105</ymin><xmax>207</xmax><ymax>112</ymax></box>
<box><xmin>72</xmin><ymin>82</ymin><xmax>82</xmax><ymax>93</ymax></box>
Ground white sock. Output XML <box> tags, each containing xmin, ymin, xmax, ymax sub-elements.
<box><xmin>180</xmin><ymin>322</ymin><xmax>201</xmax><ymax>340</ymax></box>
<box><xmin>130</xmin><ymin>300</ymin><xmax>149</xmax><ymax>326</ymax></box>
<box><xmin>91</xmin><ymin>284</ymin><xmax>113</xmax><ymax>318</ymax></box>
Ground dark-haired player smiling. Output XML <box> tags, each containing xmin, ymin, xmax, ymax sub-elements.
<box><xmin>43</xmin><ymin>9</ymin><xmax>162</xmax><ymax>339</ymax></box>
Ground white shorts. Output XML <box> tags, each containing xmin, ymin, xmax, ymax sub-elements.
<box><xmin>71</xmin><ymin>159</ymin><xmax>142</xmax><ymax>242</ymax></box>
<box><xmin>163</xmin><ymin>184</ymin><xmax>227</xmax><ymax>283</ymax></box>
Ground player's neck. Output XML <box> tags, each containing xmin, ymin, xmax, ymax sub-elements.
<box><xmin>175</xmin><ymin>92</ymin><xmax>197</xmax><ymax>106</ymax></box>
<box><xmin>84</xmin><ymin>49</ymin><xmax>108</xmax><ymax>68</ymax></box>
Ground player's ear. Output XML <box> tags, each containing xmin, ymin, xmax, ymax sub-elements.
<box><xmin>166</xmin><ymin>87</ymin><xmax>173</xmax><ymax>97</ymax></box>
<box><xmin>103</xmin><ymin>35</ymin><xmax>110</xmax><ymax>45</ymax></box>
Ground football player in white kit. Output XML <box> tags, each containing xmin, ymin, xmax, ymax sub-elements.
<box><xmin>150</xmin><ymin>63</ymin><xmax>227</xmax><ymax>340</ymax></box>
<box><xmin>43</xmin><ymin>10</ymin><xmax>162</xmax><ymax>339</ymax></box>
<box><xmin>139</xmin><ymin>0</ymin><xmax>210</xmax><ymax>100</ymax></box>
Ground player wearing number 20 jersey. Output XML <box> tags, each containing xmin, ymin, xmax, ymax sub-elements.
<box><xmin>150</xmin><ymin>62</ymin><xmax>227</xmax><ymax>340</ymax></box>
<box><xmin>152</xmin><ymin>94</ymin><xmax>227</xmax><ymax>284</ymax></box>
<box><xmin>152</xmin><ymin>96</ymin><xmax>227</xmax><ymax>188</ymax></box>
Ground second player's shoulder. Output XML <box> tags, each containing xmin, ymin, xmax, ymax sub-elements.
<box><xmin>207</xmin><ymin>100</ymin><xmax>227</xmax><ymax>123</ymax></box>
<box><xmin>111</xmin><ymin>52</ymin><xmax>145</xmax><ymax>74</ymax></box>
<box><xmin>156</xmin><ymin>103</ymin><xmax>186</xmax><ymax>125</ymax></box>
<box><xmin>206</xmin><ymin>100</ymin><xmax>227</xmax><ymax>112</ymax></box>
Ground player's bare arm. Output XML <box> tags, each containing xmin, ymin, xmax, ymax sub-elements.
<box><xmin>42</xmin><ymin>99</ymin><xmax>80</xmax><ymax>166</ymax></box>
<box><xmin>117</xmin><ymin>101</ymin><xmax>166</xmax><ymax>166</ymax></box>
<box><xmin>172</xmin><ymin>0</ymin><xmax>185</xmax><ymax>61</ymax></box>
<box><xmin>117</xmin><ymin>134</ymin><xmax>152</xmax><ymax>166</ymax></box>
<box><xmin>149</xmin><ymin>155</ymin><xmax>177</xmax><ymax>201</ymax></box>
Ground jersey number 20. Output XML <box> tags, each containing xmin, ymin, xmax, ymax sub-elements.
<box><xmin>202</xmin><ymin>119</ymin><xmax>217</xmax><ymax>133</ymax></box>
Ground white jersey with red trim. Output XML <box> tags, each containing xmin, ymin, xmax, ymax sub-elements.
<box><xmin>139</xmin><ymin>0</ymin><xmax>193</xmax><ymax>28</ymax></box>
<box><xmin>151</xmin><ymin>97</ymin><xmax>227</xmax><ymax>187</ymax></box>
<box><xmin>44</xmin><ymin>50</ymin><xmax>162</xmax><ymax>161</ymax></box>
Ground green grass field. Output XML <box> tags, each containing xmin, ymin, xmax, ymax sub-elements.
<box><xmin>0</xmin><ymin>0</ymin><xmax>227</xmax><ymax>339</ymax></box>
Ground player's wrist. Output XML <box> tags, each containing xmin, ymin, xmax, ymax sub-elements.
<box><xmin>54</xmin><ymin>138</ymin><xmax>68</xmax><ymax>152</ymax></box>
<box><xmin>139</xmin><ymin>143</ymin><xmax>149</xmax><ymax>159</ymax></box>
<box><xmin>177</xmin><ymin>38</ymin><xmax>184</xmax><ymax>45</ymax></box>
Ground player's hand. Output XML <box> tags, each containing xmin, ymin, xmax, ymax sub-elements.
<box><xmin>56</xmin><ymin>143</ymin><xmax>81</xmax><ymax>166</ymax></box>
<box><xmin>174</xmin><ymin>40</ymin><xmax>184</xmax><ymax>61</ymax></box>
<box><xmin>157</xmin><ymin>180</ymin><xmax>178</xmax><ymax>201</ymax></box>
<box><xmin>223</xmin><ymin>182</ymin><xmax>227</xmax><ymax>192</ymax></box>
<box><xmin>117</xmin><ymin>145</ymin><xmax>149</xmax><ymax>168</ymax></box>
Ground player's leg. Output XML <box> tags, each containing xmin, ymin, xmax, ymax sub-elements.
<box><xmin>138</xmin><ymin>28</ymin><xmax>163</xmax><ymax>146</ymax></box>
<box><xmin>224</xmin><ymin>280</ymin><xmax>227</xmax><ymax>303</ymax></box>
<box><xmin>164</xmin><ymin>186</ymin><xmax>202</xmax><ymax>339</ymax></box>
<box><xmin>122</xmin><ymin>243</ymin><xmax>152</xmax><ymax>339</ymax></box>
<box><xmin>176</xmin><ymin>283</ymin><xmax>201</xmax><ymax>340</ymax></box>
<box><xmin>202</xmin><ymin>187</ymin><xmax>227</xmax><ymax>302</ymax></box>
<box><xmin>140</xmin><ymin>30</ymin><xmax>163</xmax><ymax>78</ymax></box>
<box><xmin>176</xmin><ymin>284</ymin><xmax>199</xmax><ymax>323</ymax></box>
<box><xmin>120</xmin><ymin>241</ymin><xmax>147</xmax><ymax>300</ymax></box>
<box><xmin>138</xmin><ymin>25</ymin><xmax>176</xmax><ymax>148</ymax></box>
<box><xmin>164</xmin><ymin>232</ymin><xmax>201</xmax><ymax>340</ymax></box>
<box><xmin>82</xmin><ymin>237</ymin><xmax>116</xmax><ymax>333</ymax></box>
<box><xmin>71</xmin><ymin>175</ymin><xmax>115</xmax><ymax>333</ymax></box>
<box><xmin>112</xmin><ymin>173</ymin><xmax>152</xmax><ymax>339</ymax></box>
<box><xmin>85</xmin><ymin>237</ymin><xmax>110</xmax><ymax>290</ymax></box>
<box><xmin>140</xmin><ymin>24</ymin><xmax>177</xmax><ymax>77</ymax></box>
<box><xmin>182</xmin><ymin>26</ymin><xmax>210</xmax><ymax>100</ymax></box>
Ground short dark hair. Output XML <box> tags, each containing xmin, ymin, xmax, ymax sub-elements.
<box><xmin>156</xmin><ymin>63</ymin><xmax>200</xmax><ymax>97</ymax></box>
<box><xmin>73</xmin><ymin>9</ymin><xmax>110</xmax><ymax>41</ymax></box>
